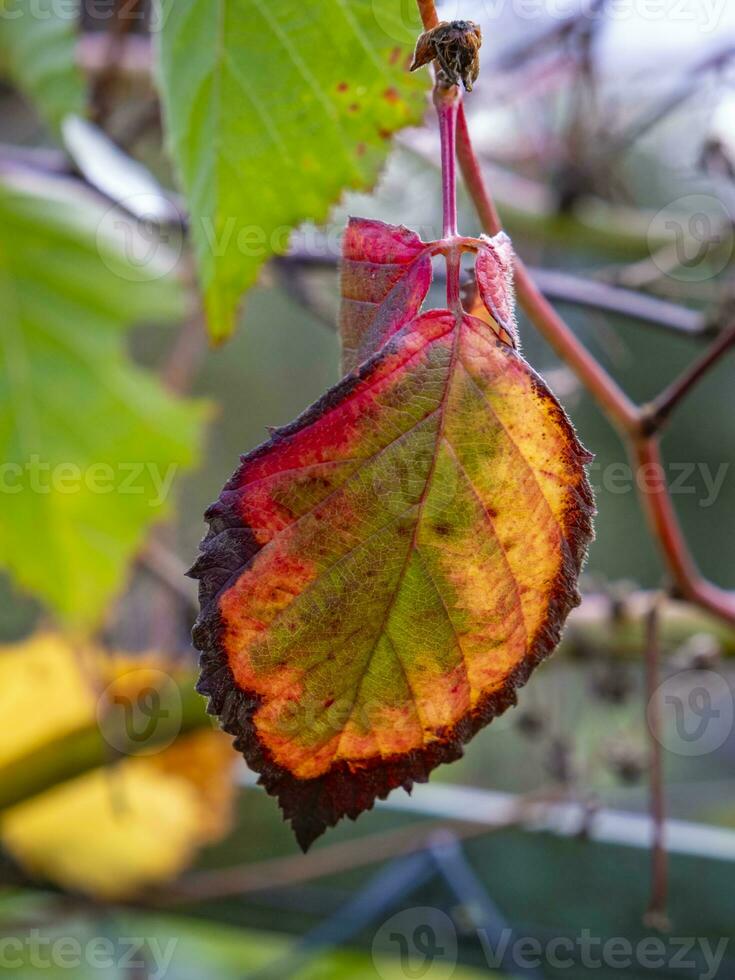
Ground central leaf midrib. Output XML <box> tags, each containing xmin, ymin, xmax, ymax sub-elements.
<box><xmin>331</xmin><ymin>320</ymin><xmax>464</xmax><ymax>760</ymax></box>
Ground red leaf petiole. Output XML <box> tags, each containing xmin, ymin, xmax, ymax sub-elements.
<box><xmin>435</xmin><ymin>86</ymin><xmax>463</xmax><ymax>314</ymax></box>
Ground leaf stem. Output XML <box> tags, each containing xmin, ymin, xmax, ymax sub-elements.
<box><xmin>435</xmin><ymin>85</ymin><xmax>462</xmax><ymax>312</ymax></box>
<box><xmin>643</xmin><ymin>322</ymin><xmax>735</xmax><ymax>433</ymax></box>
<box><xmin>437</xmin><ymin>92</ymin><xmax>460</xmax><ymax>240</ymax></box>
<box><xmin>454</xmin><ymin>105</ymin><xmax>640</xmax><ymax>434</ymax></box>
<box><xmin>416</xmin><ymin>0</ymin><xmax>440</xmax><ymax>29</ymax></box>
<box><xmin>415</xmin><ymin>0</ymin><xmax>735</xmax><ymax>627</ymax></box>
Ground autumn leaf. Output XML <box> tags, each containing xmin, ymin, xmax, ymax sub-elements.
<box><xmin>191</xmin><ymin>220</ymin><xmax>594</xmax><ymax>850</ymax></box>
<box><xmin>475</xmin><ymin>232</ymin><xmax>519</xmax><ymax>348</ymax></box>
<box><xmin>340</xmin><ymin>218</ymin><xmax>432</xmax><ymax>372</ymax></box>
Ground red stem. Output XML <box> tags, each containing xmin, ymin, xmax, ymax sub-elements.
<box><xmin>455</xmin><ymin>105</ymin><xmax>639</xmax><ymax>434</ymax></box>
<box><xmin>434</xmin><ymin>80</ymin><xmax>462</xmax><ymax>313</ymax></box>
<box><xmin>437</xmin><ymin>93</ymin><xmax>459</xmax><ymax>239</ymax></box>
<box><xmin>459</xmin><ymin>107</ymin><xmax>734</xmax><ymax>622</ymax></box>
<box><xmin>416</xmin><ymin>0</ymin><xmax>440</xmax><ymax>29</ymax></box>
<box><xmin>646</xmin><ymin>322</ymin><xmax>735</xmax><ymax>430</ymax></box>
<box><xmin>633</xmin><ymin>440</ymin><xmax>735</xmax><ymax>620</ymax></box>
<box><xmin>416</xmin><ymin>0</ymin><xmax>735</xmax><ymax>626</ymax></box>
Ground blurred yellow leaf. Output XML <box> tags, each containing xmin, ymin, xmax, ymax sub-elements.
<box><xmin>0</xmin><ymin>633</ymin><xmax>235</xmax><ymax>898</ymax></box>
<box><xmin>0</xmin><ymin>632</ymin><xmax>98</xmax><ymax>767</ymax></box>
<box><xmin>2</xmin><ymin>730</ymin><xmax>234</xmax><ymax>899</ymax></box>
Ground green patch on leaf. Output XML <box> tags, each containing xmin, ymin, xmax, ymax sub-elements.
<box><xmin>157</xmin><ymin>0</ymin><xmax>429</xmax><ymax>342</ymax></box>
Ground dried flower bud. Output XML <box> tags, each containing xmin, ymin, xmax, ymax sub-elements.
<box><xmin>410</xmin><ymin>20</ymin><xmax>483</xmax><ymax>92</ymax></box>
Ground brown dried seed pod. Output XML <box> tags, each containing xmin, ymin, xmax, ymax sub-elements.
<box><xmin>410</xmin><ymin>20</ymin><xmax>483</xmax><ymax>92</ymax></box>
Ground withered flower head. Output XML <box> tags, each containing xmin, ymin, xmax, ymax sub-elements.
<box><xmin>410</xmin><ymin>20</ymin><xmax>482</xmax><ymax>92</ymax></box>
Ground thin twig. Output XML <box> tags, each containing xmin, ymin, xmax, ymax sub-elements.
<box><xmin>416</xmin><ymin>0</ymin><xmax>440</xmax><ymax>30</ymax></box>
<box><xmin>631</xmin><ymin>440</ymin><xmax>735</xmax><ymax>621</ymax></box>
<box><xmin>138</xmin><ymin>538</ymin><xmax>198</xmax><ymax>612</ymax></box>
<box><xmin>528</xmin><ymin>268</ymin><xmax>708</xmax><ymax>337</ymax></box>
<box><xmin>77</xmin><ymin>32</ymin><xmax>151</xmax><ymax>83</ymax></box>
<box><xmin>161</xmin><ymin>312</ymin><xmax>208</xmax><ymax>395</ymax></box>
<box><xmin>146</xmin><ymin>789</ymin><xmax>566</xmax><ymax>905</ymax></box>
<box><xmin>613</xmin><ymin>44</ymin><xmax>735</xmax><ymax>155</ymax></box>
<box><xmin>89</xmin><ymin>0</ymin><xmax>144</xmax><ymax>125</ymax></box>
<box><xmin>416</xmin><ymin>0</ymin><xmax>735</xmax><ymax>626</ymax></box>
<box><xmin>152</xmin><ymin>820</ymin><xmax>480</xmax><ymax>903</ymax></box>
<box><xmin>643</xmin><ymin>595</ymin><xmax>670</xmax><ymax>931</ymax></box>
<box><xmin>454</xmin><ymin>102</ymin><xmax>641</xmax><ymax>434</ymax></box>
<box><xmin>644</xmin><ymin>322</ymin><xmax>735</xmax><ymax>431</ymax></box>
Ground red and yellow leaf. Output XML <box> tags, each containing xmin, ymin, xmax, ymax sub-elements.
<box><xmin>191</xmin><ymin>222</ymin><xmax>594</xmax><ymax>850</ymax></box>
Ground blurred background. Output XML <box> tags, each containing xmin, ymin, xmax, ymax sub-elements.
<box><xmin>0</xmin><ymin>0</ymin><xmax>734</xmax><ymax>977</ymax></box>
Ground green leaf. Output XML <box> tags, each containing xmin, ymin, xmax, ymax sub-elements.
<box><xmin>157</xmin><ymin>0</ymin><xmax>429</xmax><ymax>342</ymax></box>
<box><xmin>0</xmin><ymin>176</ymin><xmax>207</xmax><ymax>626</ymax></box>
<box><xmin>0</xmin><ymin>0</ymin><xmax>85</xmax><ymax>131</ymax></box>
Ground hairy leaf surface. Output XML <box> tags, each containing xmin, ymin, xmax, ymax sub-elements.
<box><xmin>191</xmin><ymin>221</ymin><xmax>593</xmax><ymax>848</ymax></box>
<box><xmin>475</xmin><ymin>232</ymin><xmax>518</xmax><ymax>347</ymax></box>
<box><xmin>157</xmin><ymin>0</ymin><xmax>429</xmax><ymax>342</ymax></box>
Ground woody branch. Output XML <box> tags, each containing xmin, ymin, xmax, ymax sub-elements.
<box><xmin>415</xmin><ymin>0</ymin><xmax>735</xmax><ymax>627</ymax></box>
